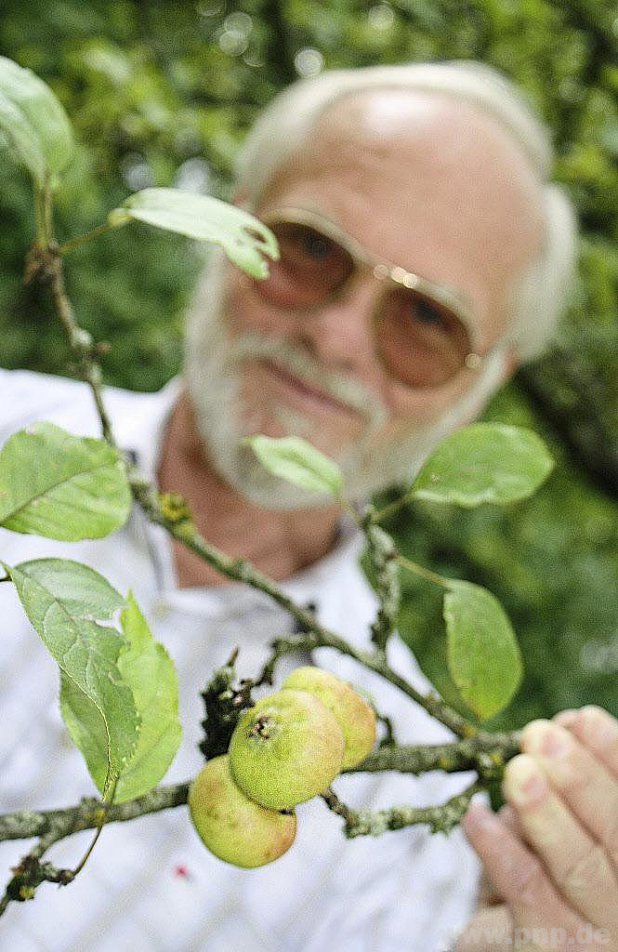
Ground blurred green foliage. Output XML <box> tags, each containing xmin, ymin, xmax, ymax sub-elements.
<box><xmin>0</xmin><ymin>0</ymin><xmax>616</xmax><ymax>726</ymax></box>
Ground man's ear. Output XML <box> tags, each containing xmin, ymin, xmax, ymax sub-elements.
<box><xmin>458</xmin><ymin>346</ymin><xmax>521</xmax><ymax>427</ymax></box>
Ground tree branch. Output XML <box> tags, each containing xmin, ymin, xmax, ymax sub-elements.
<box><xmin>323</xmin><ymin>780</ymin><xmax>483</xmax><ymax>838</ymax></box>
<box><xmin>0</xmin><ymin>783</ymin><xmax>190</xmax><ymax>844</ymax></box>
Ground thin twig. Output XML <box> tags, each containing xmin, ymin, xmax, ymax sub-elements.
<box><xmin>130</xmin><ymin>476</ymin><xmax>478</xmax><ymax>738</ymax></box>
<box><xmin>360</xmin><ymin>508</ymin><xmax>401</xmax><ymax>651</ymax></box>
<box><xmin>322</xmin><ymin>780</ymin><xmax>483</xmax><ymax>838</ymax></box>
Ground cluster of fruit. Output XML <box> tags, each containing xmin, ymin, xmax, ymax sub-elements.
<box><xmin>188</xmin><ymin>666</ymin><xmax>378</xmax><ymax>868</ymax></box>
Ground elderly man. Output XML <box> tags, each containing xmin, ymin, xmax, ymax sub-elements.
<box><xmin>0</xmin><ymin>61</ymin><xmax>616</xmax><ymax>951</ymax></box>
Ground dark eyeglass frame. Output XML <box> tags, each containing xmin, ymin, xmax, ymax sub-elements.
<box><xmin>254</xmin><ymin>206</ymin><xmax>487</xmax><ymax>388</ymax></box>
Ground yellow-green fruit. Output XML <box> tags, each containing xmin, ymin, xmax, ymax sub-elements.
<box><xmin>283</xmin><ymin>666</ymin><xmax>377</xmax><ymax>769</ymax></box>
<box><xmin>229</xmin><ymin>689</ymin><xmax>345</xmax><ymax>810</ymax></box>
<box><xmin>188</xmin><ymin>755</ymin><xmax>297</xmax><ymax>868</ymax></box>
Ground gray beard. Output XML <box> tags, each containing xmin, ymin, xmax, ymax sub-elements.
<box><xmin>184</xmin><ymin>250</ymin><xmax>508</xmax><ymax>511</ymax></box>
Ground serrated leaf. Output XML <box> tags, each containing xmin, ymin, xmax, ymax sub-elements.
<box><xmin>412</xmin><ymin>423</ymin><xmax>554</xmax><ymax>507</ymax></box>
<box><xmin>247</xmin><ymin>434</ymin><xmax>344</xmax><ymax>497</ymax></box>
<box><xmin>0</xmin><ymin>423</ymin><xmax>132</xmax><ymax>540</ymax></box>
<box><xmin>444</xmin><ymin>579</ymin><xmax>523</xmax><ymax>720</ymax></box>
<box><xmin>0</xmin><ymin>56</ymin><xmax>74</xmax><ymax>184</ymax></box>
<box><xmin>9</xmin><ymin>559</ymin><xmax>139</xmax><ymax>794</ymax></box>
<box><xmin>113</xmin><ymin>593</ymin><xmax>182</xmax><ymax>803</ymax></box>
<box><xmin>108</xmin><ymin>188</ymin><xmax>278</xmax><ymax>279</ymax></box>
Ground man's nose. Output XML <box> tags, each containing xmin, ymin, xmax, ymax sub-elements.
<box><xmin>292</xmin><ymin>278</ymin><xmax>380</xmax><ymax>373</ymax></box>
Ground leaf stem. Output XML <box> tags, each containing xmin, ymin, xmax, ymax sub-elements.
<box><xmin>397</xmin><ymin>554</ymin><xmax>451</xmax><ymax>590</ymax></box>
<box><xmin>33</xmin><ymin>186</ymin><xmax>48</xmax><ymax>245</ymax></box>
<box><xmin>70</xmin><ymin>777</ymin><xmax>117</xmax><ymax>878</ymax></box>
<box><xmin>58</xmin><ymin>222</ymin><xmax>117</xmax><ymax>256</ymax></box>
<box><xmin>373</xmin><ymin>491</ymin><xmax>415</xmax><ymax>524</ymax></box>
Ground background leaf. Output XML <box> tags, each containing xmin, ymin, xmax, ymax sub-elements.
<box><xmin>109</xmin><ymin>188</ymin><xmax>278</xmax><ymax>278</ymax></box>
<box><xmin>444</xmin><ymin>579</ymin><xmax>523</xmax><ymax>720</ymax></box>
<box><xmin>0</xmin><ymin>55</ymin><xmax>74</xmax><ymax>183</ymax></box>
<box><xmin>8</xmin><ymin>558</ymin><xmax>139</xmax><ymax>794</ymax></box>
<box><xmin>412</xmin><ymin>423</ymin><xmax>554</xmax><ymax>507</ymax></box>
<box><xmin>113</xmin><ymin>593</ymin><xmax>182</xmax><ymax>803</ymax></box>
<box><xmin>0</xmin><ymin>422</ymin><xmax>132</xmax><ymax>540</ymax></box>
<box><xmin>247</xmin><ymin>434</ymin><xmax>344</xmax><ymax>497</ymax></box>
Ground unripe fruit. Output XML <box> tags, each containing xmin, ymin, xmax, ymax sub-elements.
<box><xmin>188</xmin><ymin>755</ymin><xmax>297</xmax><ymax>868</ymax></box>
<box><xmin>229</xmin><ymin>689</ymin><xmax>345</xmax><ymax>810</ymax></box>
<box><xmin>283</xmin><ymin>666</ymin><xmax>377</xmax><ymax>769</ymax></box>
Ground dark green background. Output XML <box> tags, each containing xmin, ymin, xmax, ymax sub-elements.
<box><xmin>1</xmin><ymin>0</ymin><xmax>616</xmax><ymax>729</ymax></box>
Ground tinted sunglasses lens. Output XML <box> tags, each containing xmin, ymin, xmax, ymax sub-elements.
<box><xmin>379</xmin><ymin>287</ymin><xmax>472</xmax><ymax>388</ymax></box>
<box><xmin>258</xmin><ymin>222</ymin><xmax>354</xmax><ymax>307</ymax></box>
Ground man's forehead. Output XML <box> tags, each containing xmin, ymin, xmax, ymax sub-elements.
<box><xmin>312</xmin><ymin>88</ymin><xmax>535</xmax><ymax>177</ymax></box>
<box><xmin>317</xmin><ymin>88</ymin><xmax>475</xmax><ymax>144</ymax></box>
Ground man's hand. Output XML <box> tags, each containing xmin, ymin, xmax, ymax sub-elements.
<box><xmin>456</xmin><ymin>706</ymin><xmax>618</xmax><ymax>951</ymax></box>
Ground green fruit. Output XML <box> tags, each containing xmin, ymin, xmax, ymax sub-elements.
<box><xmin>188</xmin><ymin>755</ymin><xmax>297</xmax><ymax>868</ymax></box>
<box><xmin>283</xmin><ymin>666</ymin><xmax>377</xmax><ymax>769</ymax></box>
<box><xmin>229</xmin><ymin>689</ymin><xmax>345</xmax><ymax>810</ymax></box>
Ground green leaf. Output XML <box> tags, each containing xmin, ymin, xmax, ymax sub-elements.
<box><xmin>444</xmin><ymin>579</ymin><xmax>523</xmax><ymax>720</ymax></box>
<box><xmin>8</xmin><ymin>559</ymin><xmax>139</xmax><ymax>794</ymax></box>
<box><xmin>0</xmin><ymin>423</ymin><xmax>132</xmax><ymax>540</ymax></box>
<box><xmin>411</xmin><ymin>423</ymin><xmax>554</xmax><ymax>507</ymax></box>
<box><xmin>0</xmin><ymin>56</ymin><xmax>74</xmax><ymax>185</ymax></box>
<box><xmin>113</xmin><ymin>593</ymin><xmax>181</xmax><ymax>803</ymax></box>
<box><xmin>108</xmin><ymin>188</ymin><xmax>278</xmax><ymax>279</ymax></box>
<box><xmin>60</xmin><ymin>671</ymin><xmax>118</xmax><ymax>796</ymax></box>
<box><xmin>246</xmin><ymin>435</ymin><xmax>344</xmax><ymax>497</ymax></box>
<box><xmin>0</xmin><ymin>90</ymin><xmax>47</xmax><ymax>186</ymax></box>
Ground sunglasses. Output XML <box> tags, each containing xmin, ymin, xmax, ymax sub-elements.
<box><xmin>252</xmin><ymin>207</ymin><xmax>485</xmax><ymax>389</ymax></box>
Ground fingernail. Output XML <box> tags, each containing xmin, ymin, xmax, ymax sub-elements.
<box><xmin>540</xmin><ymin>726</ymin><xmax>569</xmax><ymax>759</ymax></box>
<box><xmin>524</xmin><ymin>722</ymin><xmax>569</xmax><ymax>760</ymax></box>
<box><xmin>463</xmin><ymin>801</ymin><xmax>496</xmax><ymax>833</ymax></box>
<box><xmin>504</xmin><ymin>755</ymin><xmax>547</xmax><ymax>807</ymax></box>
<box><xmin>581</xmin><ymin>705</ymin><xmax>618</xmax><ymax>747</ymax></box>
<box><xmin>553</xmin><ymin>709</ymin><xmax>578</xmax><ymax>729</ymax></box>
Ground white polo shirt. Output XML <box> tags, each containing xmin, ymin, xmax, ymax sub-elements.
<box><xmin>0</xmin><ymin>369</ymin><xmax>479</xmax><ymax>951</ymax></box>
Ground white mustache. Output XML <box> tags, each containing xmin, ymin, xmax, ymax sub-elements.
<box><xmin>225</xmin><ymin>331</ymin><xmax>389</xmax><ymax>428</ymax></box>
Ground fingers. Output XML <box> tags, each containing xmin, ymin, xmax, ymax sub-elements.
<box><xmin>503</xmin><ymin>752</ymin><xmax>618</xmax><ymax>931</ymax></box>
<box><xmin>477</xmin><ymin>807</ymin><xmax>523</xmax><ymax>905</ymax></box>
<box><xmin>497</xmin><ymin>803</ymin><xmax>522</xmax><ymax>836</ymax></box>
<box><xmin>462</xmin><ymin>801</ymin><xmax>582</xmax><ymax>936</ymax></box>
<box><xmin>554</xmin><ymin>706</ymin><xmax>618</xmax><ymax>779</ymax></box>
<box><xmin>520</xmin><ymin>719</ymin><xmax>618</xmax><ymax>873</ymax></box>
<box><xmin>463</xmin><ymin>709</ymin><xmax>618</xmax><ymax>948</ymax></box>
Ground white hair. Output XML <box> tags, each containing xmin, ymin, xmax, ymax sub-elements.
<box><xmin>235</xmin><ymin>61</ymin><xmax>578</xmax><ymax>362</ymax></box>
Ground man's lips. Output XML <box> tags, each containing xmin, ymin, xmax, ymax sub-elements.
<box><xmin>258</xmin><ymin>359</ymin><xmax>362</xmax><ymax>418</ymax></box>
